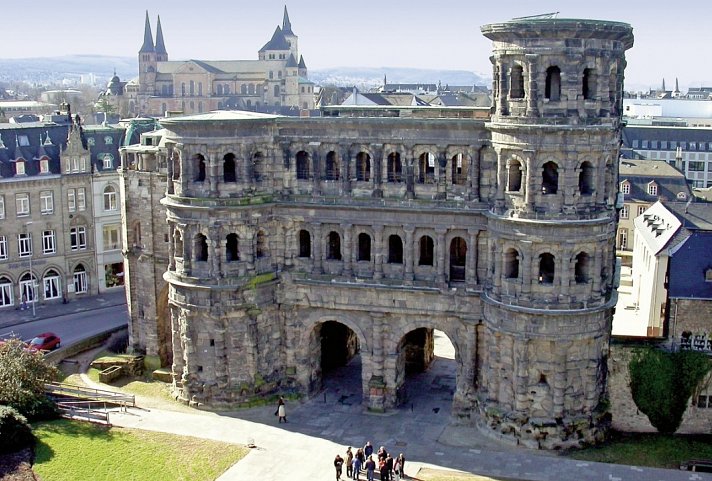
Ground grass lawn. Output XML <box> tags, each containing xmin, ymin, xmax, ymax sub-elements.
<box><xmin>33</xmin><ymin>419</ymin><xmax>249</xmax><ymax>481</ymax></box>
<box><xmin>567</xmin><ymin>431</ymin><xmax>712</xmax><ymax>469</ymax></box>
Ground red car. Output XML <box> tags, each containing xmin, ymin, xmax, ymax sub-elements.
<box><xmin>27</xmin><ymin>332</ymin><xmax>61</xmax><ymax>351</ymax></box>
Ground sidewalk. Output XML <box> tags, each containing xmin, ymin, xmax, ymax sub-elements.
<box><xmin>96</xmin><ymin>353</ymin><xmax>711</xmax><ymax>481</ymax></box>
<box><xmin>0</xmin><ymin>288</ymin><xmax>127</xmax><ymax>331</ymax></box>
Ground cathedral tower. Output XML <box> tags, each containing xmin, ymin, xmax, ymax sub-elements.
<box><xmin>479</xmin><ymin>17</ymin><xmax>633</xmax><ymax>447</ymax></box>
<box><xmin>138</xmin><ymin>11</ymin><xmax>158</xmax><ymax>96</ymax></box>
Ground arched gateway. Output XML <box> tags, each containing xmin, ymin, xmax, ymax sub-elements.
<box><xmin>124</xmin><ymin>16</ymin><xmax>633</xmax><ymax>450</ymax></box>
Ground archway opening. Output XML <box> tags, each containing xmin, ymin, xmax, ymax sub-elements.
<box><xmin>395</xmin><ymin>328</ymin><xmax>456</xmax><ymax>411</ymax></box>
<box><xmin>309</xmin><ymin>321</ymin><xmax>363</xmax><ymax>406</ymax></box>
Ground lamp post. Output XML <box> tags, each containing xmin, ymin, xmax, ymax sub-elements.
<box><xmin>25</xmin><ymin>221</ymin><xmax>36</xmax><ymax>318</ymax></box>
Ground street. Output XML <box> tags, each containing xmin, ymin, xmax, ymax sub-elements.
<box><xmin>0</xmin><ymin>303</ymin><xmax>128</xmax><ymax>346</ymax></box>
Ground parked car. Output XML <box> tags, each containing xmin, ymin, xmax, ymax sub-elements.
<box><xmin>27</xmin><ymin>332</ymin><xmax>61</xmax><ymax>351</ymax></box>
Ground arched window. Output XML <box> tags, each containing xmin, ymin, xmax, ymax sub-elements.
<box><xmin>418</xmin><ymin>152</ymin><xmax>435</xmax><ymax>184</ymax></box>
<box><xmin>189</xmin><ymin>80</ymin><xmax>195</xmax><ymax>96</ymax></box>
<box><xmin>20</xmin><ymin>272</ymin><xmax>37</xmax><ymax>304</ymax></box>
<box><xmin>194</xmin><ymin>234</ymin><xmax>208</xmax><ymax>262</ymax></box>
<box><xmin>194</xmin><ymin>154</ymin><xmax>206</xmax><ymax>182</ymax></box>
<box><xmin>542</xmin><ymin>161</ymin><xmax>558</xmax><ymax>195</ymax></box>
<box><xmin>538</xmin><ymin>253</ymin><xmax>555</xmax><ymax>284</ymax></box>
<box><xmin>575</xmin><ymin>252</ymin><xmax>590</xmax><ymax>284</ymax></box>
<box><xmin>0</xmin><ymin>276</ymin><xmax>13</xmax><ymax>307</ymax></box>
<box><xmin>583</xmin><ymin>68</ymin><xmax>596</xmax><ymax>100</ymax></box>
<box><xmin>253</xmin><ymin>152</ymin><xmax>265</xmax><ymax>182</ymax></box>
<box><xmin>296</xmin><ymin>151</ymin><xmax>310</xmax><ymax>180</ymax></box>
<box><xmin>103</xmin><ymin>185</ymin><xmax>117</xmax><ymax>211</ymax></box>
<box><xmin>579</xmin><ymin>161</ymin><xmax>594</xmax><ymax>195</ymax></box>
<box><xmin>274</xmin><ymin>85</ymin><xmax>280</xmax><ymax>97</ymax></box>
<box><xmin>223</xmin><ymin>153</ymin><xmax>237</xmax><ymax>182</ymax></box>
<box><xmin>450</xmin><ymin>237</ymin><xmax>467</xmax><ymax>281</ymax></box>
<box><xmin>388</xmin><ymin>235</ymin><xmax>403</xmax><ymax>264</ymax></box>
<box><xmin>226</xmin><ymin>234</ymin><xmax>239</xmax><ymax>262</ymax></box>
<box><xmin>73</xmin><ymin>265</ymin><xmax>87</xmax><ymax>294</ymax></box>
<box><xmin>298</xmin><ymin>230</ymin><xmax>311</xmax><ymax>258</ymax></box>
<box><xmin>357</xmin><ymin>233</ymin><xmax>371</xmax><ymax>262</ymax></box>
<box><xmin>241</xmin><ymin>84</ymin><xmax>247</xmax><ymax>94</ymax></box>
<box><xmin>256</xmin><ymin>231</ymin><xmax>267</xmax><ymax>258</ymax></box>
<box><xmin>181</xmin><ymin>83</ymin><xmax>186</xmax><ymax>96</ymax></box>
<box><xmin>504</xmin><ymin>248</ymin><xmax>519</xmax><ymax>279</ymax></box>
<box><xmin>419</xmin><ymin>236</ymin><xmax>434</xmax><ymax>266</ymax></box>
<box><xmin>510</xmin><ymin>65</ymin><xmax>524</xmax><ymax>99</ymax></box>
<box><xmin>356</xmin><ymin>152</ymin><xmax>370</xmax><ymax>181</ymax></box>
<box><xmin>43</xmin><ymin>269</ymin><xmax>61</xmax><ymax>300</ymax></box>
<box><xmin>217</xmin><ymin>84</ymin><xmax>223</xmax><ymax>95</ymax></box>
<box><xmin>224</xmin><ymin>84</ymin><xmax>229</xmax><ymax>94</ymax></box>
<box><xmin>545</xmin><ymin>66</ymin><xmax>561</xmax><ymax>101</ymax></box>
<box><xmin>451</xmin><ymin>153</ymin><xmax>467</xmax><ymax>185</ymax></box>
<box><xmin>325</xmin><ymin>151</ymin><xmax>339</xmax><ymax>181</ymax></box>
<box><xmin>174</xmin><ymin>230</ymin><xmax>184</xmax><ymax>258</ymax></box>
<box><xmin>249</xmin><ymin>84</ymin><xmax>255</xmax><ymax>95</ymax></box>
<box><xmin>387</xmin><ymin>152</ymin><xmax>402</xmax><ymax>183</ymax></box>
<box><xmin>326</xmin><ymin>231</ymin><xmax>342</xmax><ymax>260</ymax></box>
<box><xmin>507</xmin><ymin>159</ymin><xmax>522</xmax><ymax>192</ymax></box>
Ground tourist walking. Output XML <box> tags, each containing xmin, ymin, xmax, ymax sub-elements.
<box><xmin>356</xmin><ymin>447</ymin><xmax>365</xmax><ymax>473</ymax></box>
<box><xmin>379</xmin><ymin>457</ymin><xmax>389</xmax><ymax>481</ymax></box>
<box><xmin>395</xmin><ymin>453</ymin><xmax>406</xmax><ymax>479</ymax></box>
<box><xmin>276</xmin><ymin>396</ymin><xmax>287</xmax><ymax>423</ymax></box>
<box><xmin>364</xmin><ymin>441</ymin><xmax>373</xmax><ymax>459</ymax></box>
<box><xmin>377</xmin><ymin>446</ymin><xmax>388</xmax><ymax>462</ymax></box>
<box><xmin>334</xmin><ymin>454</ymin><xmax>344</xmax><ymax>481</ymax></box>
<box><xmin>385</xmin><ymin>453</ymin><xmax>394</xmax><ymax>480</ymax></box>
<box><xmin>346</xmin><ymin>447</ymin><xmax>354</xmax><ymax>478</ymax></box>
<box><xmin>364</xmin><ymin>455</ymin><xmax>376</xmax><ymax>481</ymax></box>
<box><xmin>351</xmin><ymin>452</ymin><xmax>362</xmax><ymax>480</ymax></box>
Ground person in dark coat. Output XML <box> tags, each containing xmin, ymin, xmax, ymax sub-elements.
<box><xmin>334</xmin><ymin>454</ymin><xmax>344</xmax><ymax>481</ymax></box>
<box><xmin>364</xmin><ymin>441</ymin><xmax>373</xmax><ymax>459</ymax></box>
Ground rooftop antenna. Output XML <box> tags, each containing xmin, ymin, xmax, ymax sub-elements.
<box><xmin>512</xmin><ymin>12</ymin><xmax>559</xmax><ymax>20</ymax></box>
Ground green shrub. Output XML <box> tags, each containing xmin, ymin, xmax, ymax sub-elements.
<box><xmin>0</xmin><ymin>338</ymin><xmax>60</xmax><ymax>420</ymax></box>
<box><xmin>0</xmin><ymin>405</ymin><xmax>35</xmax><ymax>453</ymax></box>
<box><xmin>629</xmin><ymin>347</ymin><xmax>711</xmax><ymax>433</ymax></box>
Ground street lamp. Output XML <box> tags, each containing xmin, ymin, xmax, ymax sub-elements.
<box><xmin>25</xmin><ymin>221</ymin><xmax>36</xmax><ymax>318</ymax></box>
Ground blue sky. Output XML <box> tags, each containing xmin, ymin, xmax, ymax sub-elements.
<box><xmin>4</xmin><ymin>0</ymin><xmax>710</xmax><ymax>90</ymax></box>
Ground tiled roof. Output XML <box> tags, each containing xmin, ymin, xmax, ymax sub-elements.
<box><xmin>619</xmin><ymin>158</ymin><xmax>691</xmax><ymax>202</ymax></box>
<box><xmin>259</xmin><ymin>26</ymin><xmax>290</xmax><ymax>52</ymax></box>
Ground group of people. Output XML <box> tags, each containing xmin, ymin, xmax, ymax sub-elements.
<box><xmin>334</xmin><ymin>442</ymin><xmax>406</xmax><ymax>481</ymax></box>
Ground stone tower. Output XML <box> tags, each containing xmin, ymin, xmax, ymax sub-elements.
<box><xmin>122</xmin><ymin>15</ymin><xmax>633</xmax><ymax>450</ymax></box>
<box><xmin>138</xmin><ymin>11</ymin><xmax>159</xmax><ymax>97</ymax></box>
<box><xmin>479</xmin><ymin>18</ymin><xmax>633</xmax><ymax>447</ymax></box>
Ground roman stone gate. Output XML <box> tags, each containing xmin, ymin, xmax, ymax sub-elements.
<box><xmin>123</xmin><ymin>16</ymin><xmax>633</xmax><ymax>449</ymax></box>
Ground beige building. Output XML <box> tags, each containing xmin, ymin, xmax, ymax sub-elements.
<box><xmin>121</xmin><ymin>18</ymin><xmax>634</xmax><ymax>449</ymax></box>
<box><xmin>0</xmin><ymin>122</ymin><xmax>96</xmax><ymax>309</ymax></box>
<box><xmin>104</xmin><ymin>8</ymin><xmax>315</xmax><ymax>118</ymax></box>
<box><xmin>616</xmin><ymin>158</ymin><xmax>690</xmax><ymax>265</ymax></box>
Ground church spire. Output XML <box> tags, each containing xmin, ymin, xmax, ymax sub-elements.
<box><xmin>155</xmin><ymin>15</ymin><xmax>167</xmax><ymax>56</ymax></box>
<box><xmin>661</xmin><ymin>78</ymin><xmax>666</xmax><ymax>91</ymax></box>
<box><xmin>282</xmin><ymin>6</ymin><xmax>293</xmax><ymax>35</ymax></box>
<box><xmin>139</xmin><ymin>11</ymin><xmax>155</xmax><ymax>53</ymax></box>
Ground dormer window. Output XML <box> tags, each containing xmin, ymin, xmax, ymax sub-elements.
<box><xmin>104</xmin><ymin>136</ymin><xmax>113</xmax><ymax>145</ymax></box>
<box><xmin>677</xmin><ymin>192</ymin><xmax>687</xmax><ymax>200</ymax></box>
<box><xmin>620</xmin><ymin>181</ymin><xmax>630</xmax><ymax>195</ymax></box>
<box><xmin>648</xmin><ymin>183</ymin><xmax>658</xmax><ymax>196</ymax></box>
<box><xmin>15</xmin><ymin>159</ymin><xmax>25</xmax><ymax>176</ymax></box>
<box><xmin>87</xmin><ymin>137</ymin><xmax>96</xmax><ymax>146</ymax></box>
<box><xmin>39</xmin><ymin>158</ymin><xmax>49</xmax><ymax>174</ymax></box>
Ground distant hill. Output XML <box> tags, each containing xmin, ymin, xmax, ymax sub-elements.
<box><xmin>311</xmin><ymin>67</ymin><xmax>489</xmax><ymax>89</ymax></box>
<box><xmin>0</xmin><ymin>55</ymin><xmax>136</xmax><ymax>85</ymax></box>
<box><xmin>0</xmin><ymin>55</ymin><xmax>489</xmax><ymax>90</ymax></box>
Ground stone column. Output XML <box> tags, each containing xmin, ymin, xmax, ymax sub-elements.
<box><xmin>181</xmin><ymin>226</ymin><xmax>192</xmax><ymax>275</ymax></box>
<box><xmin>208</xmin><ymin>148</ymin><xmax>218</xmax><ymax>196</ymax></box>
<box><xmin>180</xmin><ymin>147</ymin><xmax>190</xmax><ymax>194</ymax></box>
<box><xmin>592</xmin><ymin>246</ymin><xmax>603</xmax><ymax>294</ymax></box>
<box><xmin>497</xmin><ymin>62</ymin><xmax>508</xmax><ymax>115</ymax></box>
<box><xmin>521</xmin><ymin>241</ymin><xmax>532</xmax><ymax>297</ymax></box>
<box><xmin>524</xmin><ymin>150</ymin><xmax>536</xmax><ymax>211</ymax></box>
<box><xmin>368</xmin><ymin>312</ymin><xmax>387</xmax><ymax>411</ymax></box>
<box><xmin>435</xmin><ymin>228</ymin><xmax>447</xmax><ymax>285</ymax></box>
<box><xmin>514</xmin><ymin>338</ymin><xmax>529</xmax><ymax>411</ymax></box>
<box><xmin>311</xmin><ymin>149</ymin><xmax>321</xmax><ymax>197</ymax></box>
<box><xmin>342</xmin><ymin>223</ymin><xmax>352</xmax><ymax>277</ymax></box>
<box><xmin>312</xmin><ymin>223</ymin><xmax>323</xmax><ymax>275</ymax></box>
<box><xmin>208</xmin><ymin>225</ymin><xmax>220</xmax><ymax>277</ymax></box>
<box><xmin>467</xmin><ymin>230</ymin><xmax>479</xmax><ymax>287</ymax></box>
<box><xmin>470</xmin><ymin>146</ymin><xmax>481</xmax><ymax>202</ymax></box>
<box><xmin>373</xmin><ymin>225</ymin><xmax>384</xmax><ymax>280</ymax></box>
<box><xmin>168</xmin><ymin>223</ymin><xmax>175</xmax><ymax>271</ymax></box>
<box><xmin>436</xmin><ymin>150</ymin><xmax>447</xmax><ymax>200</ymax></box>
<box><xmin>552</xmin><ymin>343</ymin><xmax>568</xmax><ymax>418</ymax></box>
<box><xmin>525</xmin><ymin>54</ymin><xmax>539</xmax><ymax>116</ymax></box>
<box><xmin>404</xmin><ymin>226</ymin><xmax>415</xmax><ymax>284</ymax></box>
<box><xmin>404</xmin><ymin>147</ymin><xmax>415</xmax><ymax>199</ymax></box>
<box><xmin>492</xmin><ymin>238</ymin><xmax>502</xmax><ymax>292</ymax></box>
<box><xmin>495</xmin><ymin>148</ymin><xmax>506</xmax><ymax>212</ymax></box>
<box><xmin>166</xmin><ymin>145</ymin><xmax>175</xmax><ymax>194</ymax></box>
<box><xmin>559</xmin><ymin>247</ymin><xmax>571</xmax><ymax>295</ymax></box>
<box><xmin>372</xmin><ymin>144</ymin><xmax>383</xmax><ymax>198</ymax></box>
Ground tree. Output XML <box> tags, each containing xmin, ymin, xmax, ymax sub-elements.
<box><xmin>629</xmin><ymin>347</ymin><xmax>711</xmax><ymax>433</ymax></box>
<box><xmin>0</xmin><ymin>339</ymin><xmax>59</xmax><ymax>420</ymax></box>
